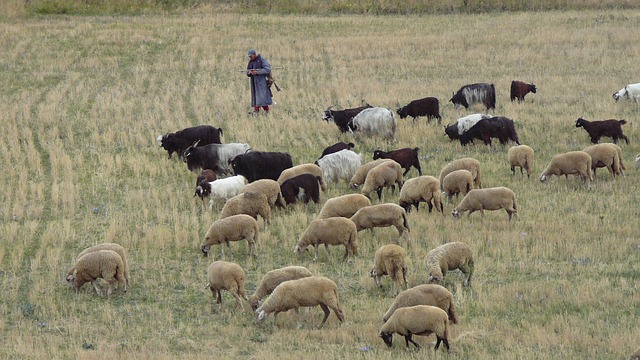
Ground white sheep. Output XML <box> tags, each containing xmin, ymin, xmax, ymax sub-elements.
<box><xmin>582</xmin><ymin>143</ymin><xmax>625</xmax><ymax>179</ymax></box>
<box><xmin>452</xmin><ymin>187</ymin><xmax>518</xmax><ymax>221</ymax></box>
<box><xmin>379</xmin><ymin>305</ymin><xmax>450</xmax><ymax>351</ymax></box>
<box><xmin>398</xmin><ymin>175</ymin><xmax>443</xmax><ymax>214</ymax></box>
<box><xmin>240</xmin><ymin>179</ymin><xmax>286</xmax><ymax>208</ymax></box>
<box><xmin>220</xmin><ymin>191</ymin><xmax>271</xmax><ymax>226</ymax></box>
<box><xmin>215</xmin><ymin>143</ymin><xmax>251</xmax><ymax>174</ymax></box>
<box><xmin>382</xmin><ymin>284</ymin><xmax>458</xmax><ymax>324</ymax></box>
<box><xmin>349</xmin><ymin>159</ymin><xmax>394</xmax><ymax>190</ymax></box>
<box><xmin>456</xmin><ymin>113</ymin><xmax>491</xmax><ymax>134</ymax></box>
<box><xmin>360</xmin><ymin>161</ymin><xmax>404</xmax><ymax>201</ymax></box>
<box><xmin>348</xmin><ymin>107</ymin><xmax>397</xmax><ymax>141</ymax></box>
<box><xmin>256</xmin><ymin>276</ymin><xmax>345</xmax><ymax>328</ymax></box>
<box><xmin>66</xmin><ymin>250</ymin><xmax>126</xmax><ymax>296</ymax></box>
<box><xmin>507</xmin><ymin>144</ymin><xmax>535</xmax><ymax>178</ymax></box>
<box><xmin>277</xmin><ymin>163</ymin><xmax>327</xmax><ymax>192</ymax></box>
<box><xmin>206</xmin><ymin>260</ymin><xmax>248</xmax><ymax>310</ymax></box>
<box><xmin>76</xmin><ymin>242</ymin><xmax>129</xmax><ymax>290</ymax></box>
<box><xmin>439</xmin><ymin>157</ymin><xmax>482</xmax><ymax>190</ymax></box>
<box><xmin>294</xmin><ymin>217</ymin><xmax>358</xmax><ymax>261</ymax></box>
<box><xmin>350</xmin><ymin>203</ymin><xmax>410</xmax><ymax>241</ymax></box>
<box><xmin>442</xmin><ymin>169</ymin><xmax>474</xmax><ymax>201</ymax></box>
<box><xmin>613</xmin><ymin>83</ymin><xmax>640</xmax><ymax>103</ymax></box>
<box><xmin>539</xmin><ymin>151</ymin><xmax>592</xmax><ymax>185</ymax></box>
<box><xmin>315</xmin><ymin>149</ymin><xmax>363</xmax><ymax>183</ymax></box>
<box><xmin>202</xmin><ymin>175</ymin><xmax>247</xmax><ymax>209</ymax></box>
<box><xmin>370</xmin><ymin>244</ymin><xmax>408</xmax><ymax>289</ymax></box>
<box><xmin>200</xmin><ymin>214</ymin><xmax>259</xmax><ymax>258</ymax></box>
<box><xmin>248</xmin><ymin>266</ymin><xmax>314</xmax><ymax>311</ymax></box>
<box><xmin>317</xmin><ymin>194</ymin><xmax>372</xmax><ymax>219</ymax></box>
<box><xmin>425</xmin><ymin>242</ymin><xmax>474</xmax><ymax>286</ymax></box>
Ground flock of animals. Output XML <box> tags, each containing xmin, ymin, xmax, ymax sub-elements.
<box><xmin>63</xmin><ymin>79</ymin><xmax>640</xmax><ymax>353</ymax></box>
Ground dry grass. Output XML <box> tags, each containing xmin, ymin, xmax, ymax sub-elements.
<box><xmin>1</xmin><ymin>10</ymin><xmax>639</xmax><ymax>359</ymax></box>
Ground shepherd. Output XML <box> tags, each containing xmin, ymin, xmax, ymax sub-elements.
<box><xmin>246</xmin><ymin>49</ymin><xmax>272</xmax><ymax>114</ymax></box>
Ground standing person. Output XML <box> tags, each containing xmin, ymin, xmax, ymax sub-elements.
<box><xmin>246</xmin><ymin>49</ymin><xmax>272</xmax><ymax>114</ymax></box>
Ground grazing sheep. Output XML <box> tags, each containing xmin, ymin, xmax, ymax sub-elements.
<box><xmin>319</xmin><ymin>142</ymin><xmax>355</xmax><ymax>160</ymax></box>
<box><xmin>455</xmin><ymin>113</ymin><xmax>491</xmax><ymax>135</ymax></box>
<box><xmin>539</xmin><ymin>151</ymin><xmax>593</xmax><ymax>185</ymax></box>
<box><xmin>510</xmin><ymin>80</ymin><xmax>537</xmax><ymax>102</ymax></box>
<box><xmin>507</xmin><ymin>145</ymin><xmax>535</xmax><ymax>178</ymax></box>
<box><xmin>425</xmin><ymin>242</ymin><xmax>474</xmax><ymax>287</ymax></box>
<box><xmin>200</xmin><ymin>214</ymin><xmax>259</xmax><ymax>258</ymax></box>
<box><xmin>220</xmin><ymin>192</ymin><xmax>271</xmax><ymax>226</ymax></box>
<box><xmin>575</xmin><ymin>117</ymin><xmax>629</xmax><ymax>145</ymax></box>
<box><xmin>582</xmin><ymin>143</ymin><xmax>624</xmax><ymax>179</ymax></box>
<box><xmin>198</xmin><ymin>175</ymin><xmax>247</xmax><ymax>208</ymax></box>
<box><xmin>241</xmin><ymin>179</ymin><xmax>286</xmax><ymax>209</ymax></box>
<box><xmin>439</xmin><ymin>157</ymin><xmax>482</xmax><ymax>190</ymax></box>
<box><xmin>206</xmin><ymin>261</ymin><xmax>247</xmax><ymax>310</ymax></box>
<box><xmin>370</xmin><ymin>244</ymin><xmax>408</xmax><ymax>289</ymax></box>
<box><xmin>183</xmin><ymin>142</ymin><xmax>251</xmax><ymax>174</ymax></box>
<box><xmin>347</xmin><ymin>107</ymin><xmax>397</xmax><ymax>141</ymax></box>
<box><xmin>630</xmin><ymin>346</ymin><xmax>640</xmax><ymax>360</ymax></box>
<box><xmin>350</xmin><ymin>203</ymin><xmax>410</xmax><ymax>241</ymax></box>
<box><xmin>317</xmin><ymin>194</ymin><xmax>372</xmax><ymax>219</ymax></box>
<box><xmin>277</xmin><ymin>163</ymin><xmax>327</xmax><ymax>192</ymax></box>
<box><xmin>294</xmin><ymin>217</ymin><xmax>358</xmax><ymax>261</ymax></box>
<box><xmin>398</xmin><ymin>176</ymin><xmax>443</xmax><ymax>214</ymax></box>
<box><xmin>452</xmin><ymin>187</ymin><xmax>518</xmax><ymax>221</ymax></box>
<box><xmin>249</xmin><ymin>266</ymin><xmax>314</xmax><ymax>311</ymax></box>
<box><xmin>256</xmin><ymin>276</ymin><xmax>345</xmax><ymax>328</ymax></box>
<box><xmin>66</xmin><ymin>250</ymin><xmax>126</xmax><ymax>296</ymax></box>
<box><xmin>613</xmin><ymin>83</ymin><xmax>640</xmax><ymax>103</ymax></box>
<box><xmin>349</xmin><ymin>159</ymin><xmax>394</xmax><ymax>190</ymax></box>
<box><xmin>315</xmin><ymin>149</ymin><xmax>363</xmax><ymax>183</ymax></box>
<box><xmin>373</xmin><ymin>148</ymin><xmax>422</xmax><ymax>176</ymax></box>
<box><xmin>76</xmin><ymin>243</ymin><xmax>130</xmax><ymax>290</ymax></box>
<box><xmin>360</xmin><ymin>161</ymin><xmax>404</xmax><ymax>201</ymax></box>
<box><xmin>442</xmin><ymin>170</ymin><xmax>474</xmax><ymax>201</ymax></box>
<box><xmin>379</xmin><ymin>305</ymin><xmax>450</xmax><ymax>351</ymax></box>
<box><xmin>194</xmin><ymin>169</ymin><xmax>217</xmax><ymax>199</ymax></box>
<box><xmin>382</xmin><ymin>284</ymin><xmax>458</xmax><ymax>324</ymax></box>
<box><xmin>280</xmin><ymin>174</ymin><xmax>322</xmax><ymax>205</ymax></box>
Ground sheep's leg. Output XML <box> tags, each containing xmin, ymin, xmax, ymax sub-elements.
<box><xmin>216</xmin><ymin>290</ymin><xmax>223</xmax><ymax>304</ymax></box>
<box><xmin>105</xmin><ymin>279</ymin><xmax>115</xmax><ymax>296</ymax></box>
<box><xmin>231</xmin><ymin>292</ymin><xmax>245</xmax><ymax>311</ymax></box>
<box><xmin>313</xmin><ymin>244</ymin><xmax>320</xmax><ymax>262</ymax></box>
<box><xmin>480</xmin><ymin>209</ymin><xmax>485</xmax><ymax>217</ymax></box>
<box><xmin>343</xmin><ymin>245</ymin><xmax>349</xmax><ymax>261</ymax></box>
<box><xmin>324</xmin><ymin>244</ymin><xmax>332</xmax><ymax>259</ymax></box>
<box><xmin>427</xmin><ymin>202</ymin><xmax>433</xmax><ymax>213</ymax></box>
<box><xmin>376</xmin><ymin>188</ymin><xmax>383</xmax><ymax>201</ymax></box>
<box><xmin>405</xmin><ymin>333</ymin><xmax>420</xmax><ymax>349</ymax></box>
<box><xmin>318</xmin><ymin>304</ymin><xmax>331</xmax><ymax>328</ymax></box>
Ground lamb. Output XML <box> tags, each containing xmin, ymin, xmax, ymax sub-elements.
<box><xmin>360</xmin><ymin>161</ymin><xmax>404</xmax><ymax>201</ymax></box>
<box><xmin>294</xmin><ymin>217</ymin><xmax>358</xmax><ymax>261</ymax></box>
<box><xmin>439</xmin><ymin>157</ymin><xmax>482</xmax><ymax>190</ymax></box>
<box><xmin>348</xmin><ymin>159</ymin><xmax>394</xmax><ymax>190</ymax></box>
<box><xmin>220</xmin><ymin>191</ymin><xmax>271</xmax><ymax>226</ymax></box>
<box><xmin>350</xmin><ymin>203</ymin><xmax>410</xmax><ymax>241</ymax></box>
<box><xmin>200</xmin><ymin>214</ymin><xmax>259</xmax><ymax>258</ymax></box>
<box><xmin>194</xmin><ymin>169</ymin><xmax>217</xmax><ymax>199</ymax></box>
<box><xmin>452</xmin><ymin>187</ymin><xmax>518</xmax><ymax>221</ymax></box>
<box><xmin>582</xmin><ymin>143</ymin><xmax>625</xmax><ymax>179</ymax></box>
<box><xmin>256</xmin><ymin>276</ymin><xmax>345</xmax><ymax>328</ymax></box>
<box><xmin>425</xmin><ymin>242</ymin><xmax>474</xmax><ymax>287</ymax></box>
<box><xmin>347</xmin><ymin>107</ymin><xmax>397</xmax><ymax>141</ymax></box>
<box><xmin>240</xmin><ymin>179</ymin><xmax>286</xmax><ymax>209</ymax></box>
<box><xmin>196</xmin><ymin>175</ymin><xmax>246</xmax><ymax>208</ymax></box>
<box><xmin>315</xmin><ymin>149</ymin><xmax>363</xmax><ymax>184</ymax></box>
<box><xmin>539</xmin><ymin>151</ymin><xmax>593</xmax><ymax>186</ymax></box>
<box><xmin>398</xmin><ymin>175</ymin><xmax>443</xmax><ymax>214</ymax></box>
<box><xmin>206</xmin><ymin>260</ymin><xmax>248</xmax><ymax>310</ymax></box>
<box><xmin>370</xmin><ymin>244</ymin><xmax>408</xmax><ymax>289</ymax></box>
<box><xmin>575</xmin><ymin>117</ymin><xmax>629</xmax><ymax>145</ymax></box>
<box><xmin>66</xmin><ymin>250</ymin><xmax>126</xmax><ymax>296</ymax></box>
<box><xmin>372</xmin><ymin>148</ymin><xmax>422</xmax><ymax>176</ymax></box>
<box><xmin>507</xmin><ymin>145</ymin><xmax>535</xmax><ymax>178</ymax></box>
<box><xmin>379</xmin><ymin>305</ymin><xmax>450</xmax><ymax>351</ymax></box>
<box><xmin>248</xmin><ymin>266</ymin><xmax>314</xmax><ymax>311</ymax></box>
<box><xmin>318</xmin><ymin>141</ymin><xmax>355</xmax><ymax>160</ymax></box>
<box><xmin>442</xmin><ymin>169</ymin><xmax>474</xmax><ymax>201</ymax></box>
<box><xmin>382</xmin><ymin>284</ymin><xmax>458</xmax><ymax>324</ymax></box>
<box><xmin>277</xmin><ymin>163</ymin><xmax>327</xmax><ymax>192</ymax></box>
<box><xmin>317</xmin><ymin>194</ymin><xmax>372</xmax><ymax>219</ymax></box>
<box><xmin>75</xmin><ymin>243</ymin><xmax>130</xmax><ymax>290</ymax></box>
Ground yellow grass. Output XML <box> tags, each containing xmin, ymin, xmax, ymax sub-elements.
<box><xmin>1</xmin><ymin>10</ymin><xmax>639</xmax><ymax>359</ymax></box>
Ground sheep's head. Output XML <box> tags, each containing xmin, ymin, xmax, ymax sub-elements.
<box><xmin>349</xmin><ymin>182</ymin><xmax>359</xmax><ymax>191</ymax></box>
<box><xmin>369</xmin><ymin>269</ymin><xmax>377</xmax><ymax>278</ymax></box>
<box><xmin>200</xmin><ymin>243</ymin><xmax>210</xmax><ymax>257</ymax></box>
<box><xmin>249</xmin><ymin>298</ymin><xmax>260</xmax><ymax>312</ymax></box>
<box><xmin>293</xmin><ymin>244</ymin><xmax>307</xmax><ymax>255</ymax></box>
<box><xmin>256</xmin><ymin>309</ymin><xmax>267</xmax><ymax>322</ymax></box>
<box><xmin>575</xmin><ymin>117</ymin><xmax>586</xmax><ymax>128</ymax></box>
<box><xmin>428</xmin><ymin>272</ymin><xmax>444</xmax><ymax>284</ymax></box>
<box><xmin>539</xmin><ymin>174</ymin><xmax>549</xmax><ymax>182</ymax></box>
<box><xmin>372</xmin><ymin>149</ymin><xmax>382</xmax><ymax>160</ymax></box>
<box><xmin>380</xmin><ymin>332</ymin><xmax>393</xmax><ymax>347</ymax></box>
<box><xmin>451</xmin><ymin>209</ymin><xmax>462</xmax><ymax>219</ymax></box>
<box><xmin>65</xmin><ymin>269</ymin><xmax>77</xmax><ymax>286</ymax></box>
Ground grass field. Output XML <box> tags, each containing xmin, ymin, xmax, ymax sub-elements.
<box><xmin>1</xmin><ymin>9</ymin><xmax>639</xmax><ymax>359</ymax></box>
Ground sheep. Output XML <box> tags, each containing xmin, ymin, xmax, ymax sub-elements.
<box><xmin>76</xmin><ymin>243</ymin><xmax>130</xmax><ymax>290</ymax></box>
<box><xmin>582</xmin><ymin>143</ymin><xmax>625</xmax><ymax>179</ymax></box>
<box><xmin>452</xmin><ymin>187</ymin><xmax>518</xmax><ymax>221</ymax></box>
<box><xmin>630</xmin><ymin>346</ymin><xmax>640</xmax><ymax>360</ymax></box>
<box><xmin>256</xmin><ymin>276</ymin><xmax>345</xmax><ymax>328</ymax></box>
<box><xmin>317</xmin><ymin>194</ymin><xmax>372</xmax><ymax>219</ymax></box>
<box><xmin>347</xmin><ymin>107</ymin><xmax>397</xmax><ymax>141</ymax></box>
<box><xmin>425</xmin><ymin>242</ymin><xmax>474</xmax><ymax>287</ymax></box>
<box><xmin>372</xmin><ymin>148</ymin><xmax>421</xmax><ymax>176</ymax></box>
<box><xmin>194</xmin><ymin>169</ymin><xmax>217</xmax><ymax>199</ymax></box>
<box><xmin>612</xmin><ymin>83</ymin><xmax>640</xmax><ymax>103</ymax></box>
<box><xmin>248</xmin><ymin>266</ymin><xmax>314</xmax><ymax>311</ymax></box>
<box><xmin>318</xmin><ymin>141</ymin><xmax>355</xmax><ymax>160</ymax></box>
<box><xmin>442</xmin><ymin>169</ymin><xmax>474</xmax><ymax>202</ymax></box>
<box><xmin>294</xmin><ymin>217</ymin><xmax>358</xmax><ymax>261</ymax></box>
<box><xmin>455</xmin><ymin>113</ymin><xmax>491</xmax><ymax>135</ymax></box>
<box><xmin>66</xmin><ymin>250</ymin><xmax>126</xmax><ymax>296</ymax></box>
<box><xmin>539</xmin><ymin>151</ymin><xmax>593</xmax><ymax>186</ymax></box>
<box><xmin>379</xmin><ymin>305</ymin><xmax>450</xmax><ymax>351</ymax></box>
<box><xmin>360</xmin><ymin>161</ymin><xmax>404</xmax><ymax>201</ymax></box>
<box><xmin>575</xmin><ymin>117</ymin><xmax>629</xmax><ymax>145</ymax></box>
<box><xmin>240</xmin><ymin>179</ymin><xmax>286</xmax><ymax>209</ymax></box>
<box><xmin>510</xmin><ymin>80</ymin><xmax>537</xmax><ymax>102</ymax></box>
<box><xmin>200</xmin><ymin>214</ymin><xmax>259</xmax><ymax>258</ymax></box>
<box><xmin>348</xmin><ymin>159</ymin><xmax>394</xmax><ymax>190</ymax></box>
<box><xmin>439</xmin><ymin>157</ymin><xmax>482</xmax><ymax>190</ymax></box>
<box><xmin>220</xmin><ymin>191</ymin><xmax>271</xmax><ymax>226</ymax></box>
<box><xmin>199</xmin><ymin>175</ymin><xmax>247</xmax><ymax>208</ymax></box>
<box><xmin>398</xmin><ymin>176</ymin><xmax>443</xmax><ymax>214</ymax></box>
<box><xmin>350</xmin><ymin>203</ymin><xmax>410</xmax><ymax>241</ymax></box>
<box><xmin>382</xmin><ymin>284</ymin><xmax>458</xmax><ymax>324</ymax></box>
<box><xmin>206</xmin><ymin>261</ymin><xmax>248</xmax><ymax>310</ymax></box>
<box><xmin>507</xmin><ymin>145</ymin><xmax>535</xmax><ymax>178</ymax></box>
<box><xmin>315</xmin><ymin>149</ymin><xmax>363</xmax><ymax>184</ymax></box>
<box><xmin>370</xmin><ymin>244</ymin><xmax>408</xmax><ymax>289</ymax></box>
<box><xmin>277</xmin><ymin>163</ymin><xmax>327</xmax><ymax>192</ymax></box>
<box><xmin>280</xmin><ymin>174</ymin><xmax>322</xmax><ymax>205</ymax></box>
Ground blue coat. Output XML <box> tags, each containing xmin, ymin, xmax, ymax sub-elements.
<box><xmin>247</xmin><ymin>55</ymin><xmax>273</xmax><ymax>107</ymax></box>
